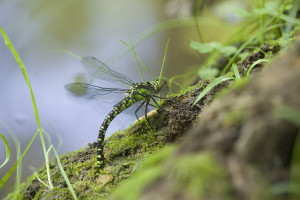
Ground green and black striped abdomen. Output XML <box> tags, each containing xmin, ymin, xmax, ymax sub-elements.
<box><xmin>64</xmin><ymin>57</ymin><xmax>164</xmax><ymax>169</ymax></box>
<box><xmin>96</xmin><ymin>96</ymin><xmax>137</xmax><ymax>167</ymax></box>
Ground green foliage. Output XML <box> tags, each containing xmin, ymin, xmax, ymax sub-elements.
<box><xmin>190</xmin><ymin>40</ymin><xmax>237</xmax><ymax>57</ymax></box>
<box><xmin>0</xmin><ymin>26</ymin><xmax>52</xmax><ymax>190</ymax></box>
<box><xmin>0</xmin><ymin>26</ymin><xmax>77</xmax><ymax>198</ymax></box>
<box><xmin>0</xmin><ymin>130</ymin><xmax>39</xmax><ymax>189</ymax></box>
<box><xmin>192</xmin><ymin>75</ymin><xmax>235</xmax><ymax>106</ymax></box>
<box><xmin>198</xmin><ymin>68</ymin><xmax>219</xmax><ymax>80</ymax></box>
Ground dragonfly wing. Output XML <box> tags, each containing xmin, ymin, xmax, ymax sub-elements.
<box><xmin>81</xmin><ymin>56</ymin><xmax>135</xmax><ymax>87</ymax></box>
<box><xmin>65</xmin><ymin>83</ymin><xmax>129</xmax><ymax>103</ymax></box>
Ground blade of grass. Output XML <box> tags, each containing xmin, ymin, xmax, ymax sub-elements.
<box><xmin>0</xmin><ymin>26</ymin><xmax>53</xmax><ymax>188</ymax></box>
<box><xmin>0</xmin><ymin>120</ymin><xmax>23</xmax><ymax>195</ymax></box>
<box><xmin>50</xmin><ymin>145</ymin><xmax>78</xmax><ymax>200</ymax></box>
<box><xmin>42</xmin><ymin>128</ymin><xmax>52</xmax><ymax>151</ymax></box>
<box><xmin>246</xmin><ymin>58</ymin><xmax>269</xmax><ymax>76</ymax></box>
<box><xmin>0</xmin><ymin>133</ymin><xmax>10</xmax><ymax>168</ymax></box>
<box><xmin>232</xmin><ymin>64</ymin><xmax>241</xmax><ymax>79</ymax></box>
<box><xmin>51</xmin><ymin>49</ymin><xmax>81</xmax><ymax>59</ymax></box>
<box><xmin>192</xmin><ymin>75</ymin><xmax>235</xmax><ymax>106</ymax></box>
<box><xmin>0</xmin><ymin>130</ymin><xmax>39</xmax><ymax>189</ymax></box>
<box><xmin>33</xmin><ymin>172</ymin><xmax>52</xmax><ymax>189</ymax></box>
<box><xmin>159</xmin><ymin>38</ymin><xmax>170</xmax><ymax>85</ymax></box>
<box><xmin>14</xmin><ymin>142</ymin><xmax>22</xmax><ymax>195</ymax></box>
<box><xmin>126</xmin><ymin>24</ymin><xmax>149</xmax><ymax>81</ymax></box>
<box><xmin>49</xmin><ymin>123</ymin><xmax>63</xmax><ymax>153</ymax></box>
<box><xmin>120</xmin><ymin>40</ymin><xmax>149</xmax><ymax>81</ymax></box>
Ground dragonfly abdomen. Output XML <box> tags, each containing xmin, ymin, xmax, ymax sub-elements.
<box><xmin>96</xmin><ymin>96</ymin><xmax>137</xmax><ymax>167</ymax></box>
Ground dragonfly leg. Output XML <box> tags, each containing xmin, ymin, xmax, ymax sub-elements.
<box><xmin>148</xmin><ymin>103</ymin><xmax>156</xmax><ymax>108</ymax></box>
<box><xmin>152</xmin><ymin>94</ymin><xmax>177</xmax><ymax>103</ymax></box>
<box><xmin>152</xmin><ymin>94</ymin><xmax>168</xmax><ymax>99</ymax></box>
<box><xmin>144</xmin><ymin>99</ymin><xmax>153</xmax><ymax>129</ymax></box>
<box><xmin>151</xmin><ymin>97</ymin><xmax>167</xmax><ymax>112</ymax></box>
<box><xmin>135</xmin><ymin>100</ymin><xmax>146</xmax><ymax>121</ymax></box>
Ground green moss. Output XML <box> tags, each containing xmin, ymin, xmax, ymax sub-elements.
<box><xmin>105</xmin><ymin>125</ymin><xmax>161</xmax><ymax>161</ymax></box>
<box><xmin>168</xmin><ymin>152</ymin><xmax>232</xmax><ymax>200</ymax></box>
<box><xmin>173</xmin><ymin>80</ymin><xmax>205</xmax><ymax>97</ymax></box>
<box><xmin>224</xmin><ymin>107</ymin><xmax>247</xmax><ymax>127</ymax></box>
<box><xmin>110</xmin><ymin>145</ymin><xmax>176</xmax><ymax>200</ymax></box>
<box><xmin>111</xmin><ymin>151</ymin><xmax>232</xmax><ymax>200</ymax></box>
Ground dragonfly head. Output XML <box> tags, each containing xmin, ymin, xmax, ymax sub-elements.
<box><xmin>130</xmin><ymin>79</ymin><xmax>167</xmax><ymax>101</ymax></box>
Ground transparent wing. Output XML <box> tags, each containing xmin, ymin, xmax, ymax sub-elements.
<box><xmin>81</xmin><ymin>56</ymin><xmax>135</xmax><ymax>87</ymax></box>
<box><xmin>65</xmin><ymin>83</ymin><xmax>129</xmax><ymax>103</ymax></box>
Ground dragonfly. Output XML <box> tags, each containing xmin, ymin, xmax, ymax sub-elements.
<box><xmin>65</xmin><ymin>57</ymin><xmax>166</xmax><ymax>168</ymax></box>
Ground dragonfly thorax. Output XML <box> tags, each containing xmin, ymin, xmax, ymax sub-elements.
<box><xmin>129</xmin><ymin>80</ymin><xmax>160</xmax><ymax>101</ymax></box>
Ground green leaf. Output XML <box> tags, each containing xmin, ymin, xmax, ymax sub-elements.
<box><xmin>198</xmin><ymin>68</ymin><xmax>219</xmax><ymax>80</ymax></box>
<box><xmin>190</xmin><ymin>40</ymin><xmax>237</xmax><ymax>57</ymax></box>
<box><xmin>190</xmin><ymin>40</ymin><xmax>214</xmax><ymax>53</ymax></box>
<box><xmin>217</xmin><ymin>45</ymin><xmax>238</xmax><ymax>57</ymax></box>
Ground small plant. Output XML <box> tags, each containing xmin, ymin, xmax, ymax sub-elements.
<box><xmin>0</xmin><ymin>26</ymin><xmax>77</xmax><ymax>199</ymax></box>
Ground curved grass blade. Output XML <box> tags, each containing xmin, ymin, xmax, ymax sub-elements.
<box><xmin>0</xmin><ymin>26</ymin><xmax>53</xmax><ymax>189</ymax></box>
<box><xmin>0</xmin><ymin>130</ymin><xmax>39</xmax><ymax>189</ymax></box>
<box><xmin>246</xmin><ymin>59</ymin><xmax>269</xmax><ymax>77</ymax></box>
<box><xmin>0</xmin><ymin>133</ymin><xmax>10</xmax><ymax>169</ymax></box>
<box><xmin>192</xmin><ymin>75</ymin><xmax>235</xmax><ymax>106</ymax></box>
<box><xmin>82</xmin><ymin>57</ymin><xmax>135</xmax><ymax>87</ymax></box>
